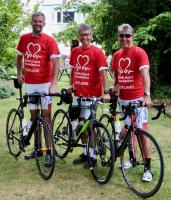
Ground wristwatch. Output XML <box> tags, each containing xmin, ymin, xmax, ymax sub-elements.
<box><xmin>104</xmin><ymin>89</ymin><xmax>109</xmax><ymax>94</ymax></box>
<box><xmin>144</xmin><ymin>91</ymin><xmax>151</xmax><ymax>96</ymax></box>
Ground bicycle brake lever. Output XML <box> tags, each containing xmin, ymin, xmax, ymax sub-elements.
<box><xmin>151</xmin><ymin>103</ymin><xmax>166</xmax><ymax>120</ymax></box>
<box><xmin>151</xmin><ymin>112</ymin><xmax>161</xmax><ymax>120</ymax></box>
<box><xmin>57</xmin><ymin>98</ymin><xmax>63</xmax><ymax>106</ymax></box>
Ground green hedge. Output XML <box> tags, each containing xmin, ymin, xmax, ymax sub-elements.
<box><xmin>0</xmin><ymin>80</ymin><xmax>15</xmax><ymax>99</ymax></box>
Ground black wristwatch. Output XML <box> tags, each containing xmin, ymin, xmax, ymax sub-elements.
<box><xmin>104</xmin><ymin>89</ymin><xmax>109</xmax><ymax>94</ymax></box>
<box><xmin>144</xmin><ymin>91</ymin><xmax>151</xmax><ymax>96</ymax></box>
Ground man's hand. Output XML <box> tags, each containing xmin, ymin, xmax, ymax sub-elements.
<box><xmin>17</xmin><ymin>75</ymin><xmax>24</xmax><ymax>85</ymax></box>
<box><xmin>143</xmin><ymin>96</ymin><xmax>153</xmax><ymax>109</ymax></box>
<box><xmin>49</xmin><ymin>83</ymin><xmax>57</xmax><ymax>93</ymax></box>
<box><xmin>67</xmin><ymin>85</ymin><xmax>75</xmax><ymax>93</ymax></box>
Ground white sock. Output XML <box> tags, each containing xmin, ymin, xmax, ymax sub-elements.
<box><xmin>89</xmin><ymin>148</ymin><xmax>96</xmax><ymax>159</ymax></box>
<box><xmin>83</xmin><ymin>145</ymin><xmax>87</xmax><ymax>155</ymax></box>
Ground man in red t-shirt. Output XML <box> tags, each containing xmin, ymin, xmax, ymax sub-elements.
<box><xmin>112</xmin><ymin>23</ymin><xmax>153</xmax><ymax>182</ymax></box>
<box><xmin>69</xmin><ymin>24</ymin><xmax>110</xmax><ymax>166</ymax></box>
<box><xmin>16</xmin><ymin>12</ymin><xmax>60</xmax><ymax>163</ymax></box>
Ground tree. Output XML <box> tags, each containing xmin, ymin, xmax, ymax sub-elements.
<box><xmin>0</xmin><ymin>0</ymin><xmax>24</xmax><ymax>78</ymax></box>
<box><xmin>0</xmin><ymin>0</ymin><xmax>39</xmax><ymax>79</ymax></box>
<box><xmin>135</xmin><ymin>12</ymin><xmax>171</xmax><ymax>89</ymax></box>
<box><xmin>55</xmin><ymin>0</ymin><xmax>171</xmax><ymax>51</ymax></box>
<box><xmin>55</xmin><ymin>0</ymin><xmax>171</xmax><ymax>92</ymax></box>
<box><xmin>53</xmin><ymin>21</ymin><xmax>79</xmax><ymax>45</ymax></box>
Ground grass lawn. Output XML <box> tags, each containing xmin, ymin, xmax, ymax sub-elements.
<box><xmin>0</xmin><ymin>75</ymin><xmax>171</xmax><ymax>200</ymax></box>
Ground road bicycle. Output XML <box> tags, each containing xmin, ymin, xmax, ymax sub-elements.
<box><xmin>99</xmin><ymin>94</ymin><xmax>165</xmax><ymax>198</ymax></box>
<box><xmin>6</xmin><ymin>76</ymin><xmax>58</xmax><ymax>180</ymax></box>
<box><xmin>52</xmin><ymin>89</ymin><xmax>115</xmax><ymax>184</ymax></box>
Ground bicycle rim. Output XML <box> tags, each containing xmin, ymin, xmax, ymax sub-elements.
<box><xmin>6</xmin><ymin>109</ymin><xmax>22</xmax><ymax>157</ymax></box>
<box><xmin>120</xmin><ymin>129</ymin><xmax>164</xmax><ymax>198</ymax></box>
<box><xmin>52</xmin><ymin>109</ymin><xmax>72</xmax><ymax>158</ymax></box>
<box><xmin>99</xmin><ymin>114</ymin><xmax>114</xmax><ymax>137</ymax></box>
<box><xmin>87</xmin><ymin>121</ymin><xmax>115</xmax><ymax>184</ymax></box>
<box><xmin>35</xmin><ymin>120</ymin><xmax>56</xmax><ymax>180</ymax></box>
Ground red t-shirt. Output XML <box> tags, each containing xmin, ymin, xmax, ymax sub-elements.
<box><xmin>17</xmin><ymin>33</ymin><xmax>60</xmax><ymax>84</ymax></box>
<box><xmin>70</xmin><ymin>45</ymin><xmax>108</xmax><ymax>97</ymax></box>
<box><xmin>112</xmin><ymin>45</ymin><xmax>150</xmax><ymax>100</ymax></box>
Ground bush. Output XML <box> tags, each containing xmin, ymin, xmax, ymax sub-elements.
<box><xmin>0</xmin><ymin>79</ymin><xmax>15</xmax><ymax>99</ymax></box>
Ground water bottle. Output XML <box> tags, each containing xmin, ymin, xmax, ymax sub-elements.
<box><xmin>71</xmin><ymin>119</ymin><xmax>78</xmax><ymax>137</ymax></box>
<box><xmin>115</xmin><ymin>115</ymin><xmax>121</xmax><ymax>140</ymax></box>
<box><xmin>22</xmin><ymin>120</ymin><xmax>28</xmax><ymax>136</ymax></box>
<box><xmin>26</xmin><ymin>120</ymin><xmax>32</xmax><ymax>133</ymax></box>
<box><xmin>118</xmin><ymin>124</ymin><xmax>129</xmax><ymax>140</ymax></box>
<box><xmin>22</xmin><ymin>119</ymin><xmax>32</xmax><ymax>136</ymax></box>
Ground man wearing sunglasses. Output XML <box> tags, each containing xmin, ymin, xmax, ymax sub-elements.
<box><xmin>111</xmin><ymin>23</ymin><xmax>153</xmax><ymax>182</ymax></box>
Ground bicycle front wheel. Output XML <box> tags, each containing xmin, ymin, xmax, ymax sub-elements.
<box><xmin>6</xmin><ymin>109</ymin><xmax>22</xmax><ymax>157</ymax></box>
<box><xmin>120</xmin><ymin>129</ymin><xmax>164</xmax><ymax>198</ymax></box>
<box><xmin>99</xmin><ymin>114</ymin><xmax>113</xmax><ymax>133</ymax></box>
<box><xmin>87</xmin><ymin>120</ymin><xmax>115</xmax><ymax>184</ymax></box>
<box><xmin>35</xmin><ymin>119</ymin><xmax>56</xmax><ymax>180</ymax></box>
<box><xmin>52</xmin><ymin>109</ymin><xmax>72</xmax><ymax>158</ymax></box>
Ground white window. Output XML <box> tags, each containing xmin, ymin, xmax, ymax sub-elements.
<box><xmin>57</xmin><ymin>12</ymin><xmax>61</xmax><ymax>23</ymax></box>
<box><xmin>63</xmin><ymin>11</ymin><xmax>74</xmax><ymax>23</ymax></box>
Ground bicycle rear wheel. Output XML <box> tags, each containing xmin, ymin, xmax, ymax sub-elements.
<box><xmin>35</xmin><ymin>119</ymin><xmax>55</xmax><ymax>180</ymax></box>
<box><xmin>87</xmin><ymin>120</ymin><xmax>115</xmax><ymax>184</ymax></box>
<box><xmin>120</xmin><ymin>129</ymin><xmax>164</xmax><ymax>198</ymax></box>
<box><xmin>52</xmin><ymin>109</ymin><xmax>72</xmax><ymax>158</ymax></box>
<box><xmin>6</xmin><ymin>109</ymin><xmax>22</xmax><ymax>157</ymax></box>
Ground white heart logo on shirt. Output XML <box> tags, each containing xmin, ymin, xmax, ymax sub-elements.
<box><xmin>26</xmin><ymin>42</ymin><xmax>41</xmax><ymax>59</ymax></box>
<box><xmin>76</xmin><ymin>55</ymin><xmax>90</xmax><ymax>71</ymax></box>
<box><xmin>118</xmin><ymin>58</ymin><xmax>133</xmax><ymax>74</ymax></box>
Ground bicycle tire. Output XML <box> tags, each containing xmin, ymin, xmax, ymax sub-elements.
<box><xmin>99</xmin><ymin>113</ymin><xmax>115</xmax><ymax>139</ymax></box>
<box><xmin>120</xmin><ymin>129</ymin><xmax>164</xmax><ymax>198</ymax></box>
<box><xmin>87</xmin><ymin>120</ymin><xmax>115</xmax><ymax>184</ymax></box>
<box><xmin>6</xmin><ymin>108</ymin><xmax>22</xmax><ymax>157</ymax></box>
<box><xmin>52</xmin><ymin>109</ymin><xmax>72</xmax><ymax>158</ymax></box>
<box><xmin>35</xmin><ymin>119</ymin><xmax>56</xmax><ymax>180</ymax></box>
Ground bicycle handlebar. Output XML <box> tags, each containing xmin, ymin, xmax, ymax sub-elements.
<box><xmin>151</xmin><ymin>103</ymin><xmax>166</xmax><ymax>120</ymax></box>
<box><xmin>56</xmin><ymin>88</ymin><xmax>75</xmax><ymax>106</ymax></box>
<box><xmin>24</xmin><ymin>92</ymin><xmax>62</xmax><ymax>98</ymax></box>
<box><xmin>22</xmin><ymin>92</ymin><xmax>62</xmax><ymax>107</ymax></box>
<box><xmin>81</xmin><ymin>96</ymin><xmax>103</xmax><ymax>103</ymax></box>
<box><xmin>120</xmin><ymin>102</ymin><xmax>166</xmax><ymax>121</ymax></box>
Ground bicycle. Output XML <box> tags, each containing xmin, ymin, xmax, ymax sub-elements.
<box><xmin>52</xmin><ymin>89</ymin><xmax>115</xmax><ymax>184</ymax></box>
<box><xmin>6</xmin><ymin>76</ymin><xmax>58</xmax><ymax>180</ymax></box>
<box><xmin>99</xmin><ymin>94</ymin><xmax>165</xmax><ymax>198</ymax></box>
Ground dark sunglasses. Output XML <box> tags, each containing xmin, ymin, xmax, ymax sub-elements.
<box><xmin>119</xmin><ymin>34</ymin><xmax>132</xmax><ymax>38</ymax></box>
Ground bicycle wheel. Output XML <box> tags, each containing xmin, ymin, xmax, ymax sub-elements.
<box><xmin>120</xmin><ymin>129</ymin><xmax>164</xmax><ymax>198</ymax></box>
<box><xmin>35</xmin><ymin>119</ymin><xmax>56</xmax><ymax>180</ymax></box>
<box><xmin>99</xmin><ymin>114</ymin><xmax>114</xmax><ymax>139</ymax></box>
<box><xmin>87</xmin><ymin>120</ymin><xmax>115</xmax><ymax>184</ymax></box>
<box><xmin>6</xmin><ymin>109</ymin><xmax>22</xmax><ymax>157</ymax></box>
<box><xmin>52</xmin><ymin>109</ymin><xmax>72</xmax><ymax>158</ymax></box>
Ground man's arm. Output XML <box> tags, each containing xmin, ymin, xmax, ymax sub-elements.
<box><xmin>49</xmin><ymin>57</ymin><xmax>59</xmax><ymax>93</ymax></box>
<box><xmin>112</xmin><ymin>76</ymin><xmax>118</xmax><ymax>92</ymax></box>
<box><xmin>100</xmin><ymin>69</ymin><xmax>110</xmax><ymax>103</ymax></box>
<box><xmin>141</xmin><ymin>67</ymin><xmax>153</xmax><ymax>107</ymax></box>
<box><xmin>67</xmin><ymin>65</ymin><xmax>75</xmax><ymax>92</ymax></box>
<box><xmin>16</xmin><ymin>54</ymin><xmax>24</xmax><ymax>84</ymax></box>
<box><xmin>69</xmin><ymin>66</ymin><xmax>74</xmax><ymax>86</ymax></box>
